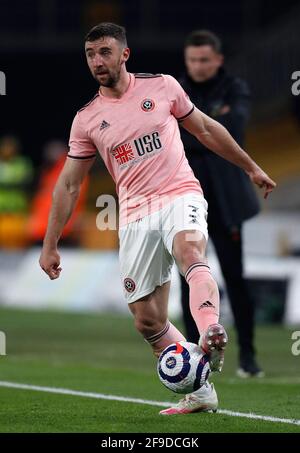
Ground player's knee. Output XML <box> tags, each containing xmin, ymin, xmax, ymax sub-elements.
<box><xmin>175</xmin><ymin>242</ymin><xmax>206</xmax><ymax>273</ymax></box>
<box><xmin>134</xmin><ymin>315</ymin><xmax>165</xmax><ymax>338</ymax></box>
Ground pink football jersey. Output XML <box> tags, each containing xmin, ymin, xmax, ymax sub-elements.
<box><xmin>68</xmin><ymin>73</ymin><xmax>202</xmax><ymax>225</ymax></box>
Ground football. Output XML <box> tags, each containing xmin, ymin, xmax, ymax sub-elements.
<box><xmin>157</xmin><ymin>341</ymin><xmax>211</xmax><ymax>394</ymax></box>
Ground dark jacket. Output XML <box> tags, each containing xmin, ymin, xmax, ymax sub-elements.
<box><xmin>179</xmin><ymin>68</ymin><xmax>260</xmax><ymax>229</ymax></box>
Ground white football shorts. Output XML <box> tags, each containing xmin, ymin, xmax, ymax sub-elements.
<box><xmin>118</xmin><ymin>193</ymin><xmax>208</xmax><ymax>303</ymax></box>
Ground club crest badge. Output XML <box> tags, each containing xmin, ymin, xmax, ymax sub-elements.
<box><xmin>124</xmin><ymin>278</ymin><xmax>136</xmax><ymax>293</ymax></box>
<box><xmin>141</xmin><ymin>99</ymin><xmax>155</xmax><ymax>112</ymax></box>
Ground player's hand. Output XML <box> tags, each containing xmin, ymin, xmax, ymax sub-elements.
<box><xmin>246</xmin><ymin>167</ymin><xmax>276</xmax><ymax>199</ymax></box>
<box><xmin>39</xmin><ymin>247</ymin><xmax>62</xmax><ymax>280</ymax></box>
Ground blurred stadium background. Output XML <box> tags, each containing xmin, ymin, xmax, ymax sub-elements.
<box><xmin>0</xmin><ymin>0</ymin><xmax>300</xmax><ymax>433</ymax></box>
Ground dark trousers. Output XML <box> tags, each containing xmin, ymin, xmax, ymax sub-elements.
<box><xmin>180</xmin><ymin>223</ymin><xmax>255</xmax><ymax>361</ymax></box>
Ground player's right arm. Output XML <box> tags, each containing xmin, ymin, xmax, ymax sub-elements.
<box><xmin>39</xmin><ymin>157</ymin><xmax>94</xmax><ymax>280</ymax></box>
<box><xmin>40</xmin><ymin>110</ymin><xmax>97</xmax><ymax>280</ymax></box>
<box><xmin>180</xmin><ymin>107</ymin><xmax>276</xmax><ymax>199</ymax></box>
<box><xmin>165</xmin><ymin>74</ymin><xmax>276</xmax><ymax>199</ymax></box>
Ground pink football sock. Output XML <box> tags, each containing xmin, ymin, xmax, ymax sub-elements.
<box><xmin>145</xmin><ymin>320</ymin><xmax>186</xmax><ymax>358</ymax></box>
<box><xmin>185</xmin><ymin>262</ymin><xmax>220</xmax><ymax>337</ymax></box>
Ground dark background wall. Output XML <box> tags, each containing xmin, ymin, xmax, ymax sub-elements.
<box><xmin>1</xmin><ymin>0</ymin><xmax>299</xmax><ymax>164</ymax></box>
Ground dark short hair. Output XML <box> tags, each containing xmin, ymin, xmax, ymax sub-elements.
<box><xmin>184</xmin><ymin>30</ymin><xmax>222</xmax><ymax>53</ymax></box>
<box><xmin>85</xmin><ymin>22</ymin><xmax>127</xmax><ymax>47</ymax></box>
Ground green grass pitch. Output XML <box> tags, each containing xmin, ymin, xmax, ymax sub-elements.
<box><xmin>0</xmin><ymin>307</ymin><xmax>299</xmax><ymax>433</ymax></box>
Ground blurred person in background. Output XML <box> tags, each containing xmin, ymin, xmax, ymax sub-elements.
<box><xmin>178</xmin><ymin>30</ymin><xmax>263</xmax><ymax>377</ymax></box>
<box><xmin>28</xmin><ymin>140</ymin><xmax>89</xmax><ymax>246</ymax></box>
<box><xmin>0</xmin><ymin>135</ymin><xmax>33</xmax><ymax>248</ymax></box>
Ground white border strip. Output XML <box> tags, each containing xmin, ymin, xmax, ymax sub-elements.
<box><xmin>0</xmin><ymin>380</ymin><xmax>299</xmax><ymax>427</ymax></box>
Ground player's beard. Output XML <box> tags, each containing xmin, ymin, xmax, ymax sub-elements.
<box><xmin>96</xmin><ymin>64</ymin><xmax>122</xmax><ymax>88</ymax></box>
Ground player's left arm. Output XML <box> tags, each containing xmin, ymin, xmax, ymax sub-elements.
<box><xmin>180</xmin><ymin>107</ymin><xmax>276</xmax><ymax>199</ymax></box>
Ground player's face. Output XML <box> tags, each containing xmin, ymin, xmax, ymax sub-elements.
<box><xmin>85</xmin><ymin>37</ymin><xmax>129</xmax><ymax>87</ymax></box>
<box><xmin>184</xmin><ymin>45</ymin><xmax>223</xmax><ymax>82</ymax></box>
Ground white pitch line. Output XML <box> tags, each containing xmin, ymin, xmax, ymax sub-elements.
<box><xmin>0</xmin><ymin>380</ymin><xmax>299</xmax><ymax>427</ymax></box>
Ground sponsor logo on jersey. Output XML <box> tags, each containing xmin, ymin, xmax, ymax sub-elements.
<box><xmin>111</xmin><ymin>142</ymin><xmax>135</xmax><ymax>165</ymax></box>
<box><xmin>111</xmin><ymin>132</ymin><xmax>162</xmax><ymax>166</ymax></box>
<box><xmin>134</xmin><ymin>131</ymin><xmax>162</xmax><ymax>156</ymax></box>
<box><xmin>124</xmin><ymin>278</ymin><xmax>136</xmax><ymax>293</ymax></box>
<box><xmin>141</xmin><ymin>99</ymin><xmax>155</xmax><ymax>112</ymax></box>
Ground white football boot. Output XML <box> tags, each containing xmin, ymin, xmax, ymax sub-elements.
<box><xmin>159</xmin><ymin>382</ymin><xmax>218</xmax><ymax>415</ymax></box>
<box><xmin>199</xmin><ymin>323</ymin><xmax>228</xmax><ymax>372</ymax></box>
